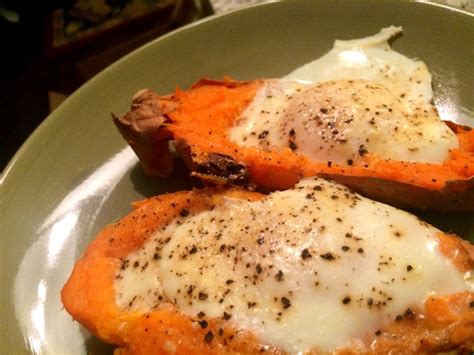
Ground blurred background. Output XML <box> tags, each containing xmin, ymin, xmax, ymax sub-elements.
<box><xmin>0</xmin><ymin>0</ymin><xmax>271</xmax><ymax>171</ymax></box>
<box><xmin>0</xmin><ymin>0</ymin><xmax>471</xmax><ymax>171</ymax></box>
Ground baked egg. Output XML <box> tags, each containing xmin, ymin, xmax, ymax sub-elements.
<box><xmin>229</xmin><ymin>27</ymin><xmax>459</xmax><ymax>165</ymax></box>
<box><xmin>114</xmin><ymin>178</ymin><xmax>472</xmax><ymax>353</ymax></box>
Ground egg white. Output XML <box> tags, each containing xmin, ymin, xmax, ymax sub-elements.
<box><xmin>115</xmin><ymin>178</ymin><xmax>472</xmax><ymax>353</ymax></box>
<box><xmin>229</xmin><ymin>27</ymin><xmax>459</xmax><ymax>165</ymax></box>
<box><xmin>286</xmin><ymin>26</ymin><xmax>433</xmax><ymax>105</ymax></box>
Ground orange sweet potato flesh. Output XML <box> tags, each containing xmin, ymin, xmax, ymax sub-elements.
<box><xmin>61</xmin><ymin>187</ymin><xmax>474</xmax><ymax>354</ymax></box>
<box><xmin>113</xmin><ymin>78</ymin><xmax>474</xmax><ymax>211</ymax></box>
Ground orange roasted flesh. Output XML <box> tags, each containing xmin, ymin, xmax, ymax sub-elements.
<box><xmin>61</xmin><ymin>186</ymin><xmax>474</xmax><ymax>354</ymax></box>
<box><xmin>113</xmin><ymin>78</ymin><xmax>474</xmax><ymax>211</ymax></box>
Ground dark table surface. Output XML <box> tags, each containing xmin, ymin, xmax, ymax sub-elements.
<box><xmin>0</xmin><ymin>0</ymin><xmax>215</xmax><ymax>172</ymax></box>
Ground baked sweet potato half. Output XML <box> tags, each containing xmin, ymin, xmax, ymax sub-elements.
<box><xmin>62</xmin><ymin>178</ymin><xmax>473</xmax><ymax>354</ymax></box>
<box><xmin>113</xmin><ymin>78</ymin><xmax>474</xmax><ymax>211</ymax></box>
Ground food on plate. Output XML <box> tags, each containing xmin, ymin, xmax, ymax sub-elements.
<box><xmin>229</xmin><ymin>79</ymin><xmax>457</xmax><ymax>165</ymax></box>
<box><xmin>285</xmin><ymin>26</ymin><xmax>434</xmax><ymax>106</ymax></box>
<box><xmin>114</xmin><ymin>27</ymin><xmax>473</xmax><ymax>211</ymax></box>
<box><xmin>114</xmin><ymin>77</ymin><xmax>473</xmax><ymax>211</ymax></box>
<box><xmin>62</xmin><ymin>178</ymin><xmax>474</xmax><ymax>354</ymax></box>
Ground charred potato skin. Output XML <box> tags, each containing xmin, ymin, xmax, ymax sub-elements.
<box><xmin>113</xmin><ymin>89</ymin><xmax>176</xmax><ymax>177</ymax></box>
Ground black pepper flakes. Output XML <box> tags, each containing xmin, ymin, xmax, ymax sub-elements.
<box><xmin>281</xmin><ymin>297</ymin><xmax>291</xmax><ymax>309</ymax></box>
<box><xmin>275</xmin><ymin>270</ymin><xmax>284</xmax><ymax>281</ymax></box>
<box><xmin>222</xmin><ymin>312</ymin><xmax>231</xmax><ymax>320</ymax></box>
<box><xmin>180</xmin><ymin>209</ymin><xmax>190</xmax><ymax>217</ymax></box>
<box><xmin>189</xmin><ymin>245</ymin><xmax>198</xmax><ymax>254</ymax></box>
<box><xmin>406</xmin><ymin>265</ymin><xmax>413</xmax><ymax>272</ymax></box>
<box><xmin>342</xmin><ymin>296</ymin><xmax>351</xmax><ymax>305</ymax></box>
<box><xmin>198</xmin><ymin>292</ymin><xmax>208</xmax><ymax>301</ymax></box>
<box><xmin>320</xmin><ymin>252</ymin><xmax>335</xmax><ymax>261</ymax></box>
<box><xmin>341</xmin><ymin>246</ymin><xmax>350</xmax><ymax>252</ymax></box>
<box><xmin>198</xmin><ymin>320</ymin><xmax>208</xmax><ymax>329</ymax></box>
<box><xmin>204</xmin><ymin>331</ymin><xmax>214</xmax><ymax>343</ymax></box>
<box><xmin>120</xmin><ymin>259</ymin><xmax>129</xmax><ymax>270</ymax></box>
<box><xmin>301</xmin><ymin>248</ymin><xmax>312</xmax><ymax>260</ymax></box>
<box><xmin>358</xmin><ymin>145</ymin><xmax>368</xmax><ymax>157</ymax></box>
<box><xmin>470</xmin><ymin>301</ymin><xmax>474</xmax><ymax>308</ymax></box>
<box><xmin>258</xmin><ymin>130</ymin><xmax>269</xmax><ymax>139</ymax></box>
<box><xmin>404</xmin><ymin>308</ymin><xmax>414</xmax><ymax>319</ymax></box>
<box><xmin>375</xmin><ymin>329</ymin><xmax>382</xmax><ymax>336</ymax></box>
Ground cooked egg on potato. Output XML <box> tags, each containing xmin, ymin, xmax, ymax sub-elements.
<box><xmin>229</xmin><ymin>27</ymin><xmax>459</xmax><ymax>166</ymax></box>
<box><xmin>63</xmin><ymin>178</ymin><xmax>474</xmax><ymax>354</ymax></box>
<box><xmin>114</xmin><ymin>28</ymin><xmax>474</xmax><ymax>210</ymax></box>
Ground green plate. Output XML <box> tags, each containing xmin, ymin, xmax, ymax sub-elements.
<box><xmin>1</xmin><ymin>1</ymin><xmax>472</xmax><ymax>353</ymax></box>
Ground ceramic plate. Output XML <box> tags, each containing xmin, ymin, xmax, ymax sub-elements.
<box><xmin>1</xmin><ymin>2</ymin><xmax>473</xmax><ymax>354</ymax></box>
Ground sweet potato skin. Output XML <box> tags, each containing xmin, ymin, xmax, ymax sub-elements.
<box><xmin>317</xmin><ymin>173</ymin><xmax>474</xmax><ymax>211</ymax></box>
<box><xmin>113</xmin><ymin>79</ymin><xmax>474</xmax><ymax>211</ymax></box>
<box><xmin>61</xmin><ymin>186</ymin><xmax>474</xmax><ymax>354</ymax></box>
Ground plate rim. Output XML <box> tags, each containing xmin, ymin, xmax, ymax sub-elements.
<box><xmin>1</xmin><ymin>1</ymin><xmax>473</xmax><ymax>353</ymax></box>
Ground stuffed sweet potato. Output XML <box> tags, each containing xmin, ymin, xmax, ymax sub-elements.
<box><xmin>114</xmin><ymin>78</ymin><xmax>474</xmax><ymax>211</ymax></box>
<box><xmin>62</xmin><ymin>178</ymin><xmax>474</xmax><ymax>354</ymax></box>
